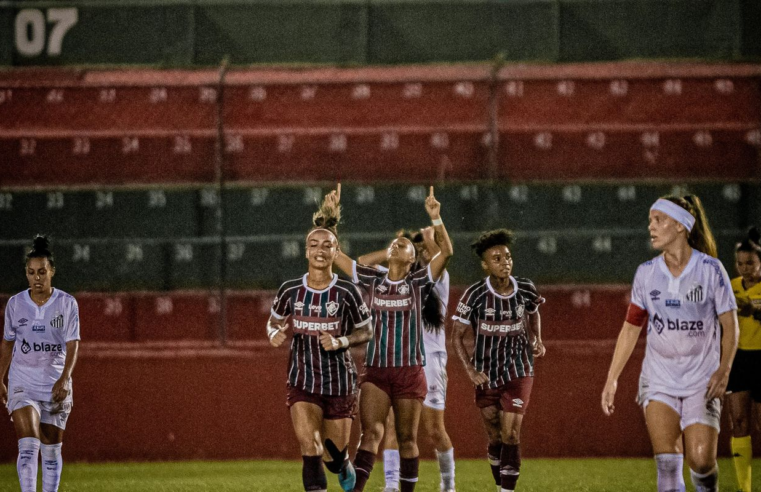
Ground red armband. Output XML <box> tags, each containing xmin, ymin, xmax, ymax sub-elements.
<box><xmin>625</xmin><ymin>303</ymin><xmax>648</xmax><ymax>326</ymax></box>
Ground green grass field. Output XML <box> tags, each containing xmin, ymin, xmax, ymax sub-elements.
<box><xmin>1</xmin><ymin>458</ymin><xmax>759</xmax><ymax>491</ymax></box>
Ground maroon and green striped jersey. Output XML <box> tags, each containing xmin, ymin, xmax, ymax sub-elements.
<box><xmin>353</xmin><ymin>261</ymin><xmax>435</xmax><ymax>368</ymax></box>
<box><xmin>453</xmin><ymin>276</ymin><xmax>545</xmax><ymax>388</ymax></box>
<box><xmin>271</xmin><ymin>273</ymin><xmax>372</xmax><ymax>396</ymax></box>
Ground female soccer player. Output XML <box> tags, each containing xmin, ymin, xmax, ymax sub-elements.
<box><xmin>0</xmin><ymin>235</ymin><xmax>80</xmax><ymax>492</ymax></box>
<box><xmin>358</xmin><ymin>228</ymin><xmax>456</xmax><ymax>492</ymax></box>
<box><xmin>325</xmin><ymin>184</ymin><xmax>453</xmax><ymax>492</ymax></box>
<box><xmin>267</xmin><ymin>203</ymin><xmax>373</xmax><ymax>492</ymax></box>
<box><xmin>727</xmin><ymin>226</ymin><xmax>761</xmax><ymax>492</ymax></box>
<box><xmin>451</xmin><ymin>229</ymin><xmax>546</xmax><ymax>492</ymax></box>
<box><xmin>601</xmin><ymin>195</ymin><xmax>739</xmax><ymax>492</ymax></box>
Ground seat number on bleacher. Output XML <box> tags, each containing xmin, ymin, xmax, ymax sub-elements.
<box><xmin>14</xmin><ymin>8</ymin><xmax>78</xmax><ymax>58</ymax></box>
<box><xmin>0</xmin><ymin>90</ymin><xmax>11</xmax><ymax>104</ymax></box>
<box><xmin>0</xmin><ymin>193</ymin><xmax>12</xmax><ymax>211</ymax></box>
<box><xmin>46</xmin><ymin>192</ymin><xmax>64</xmax><ymax>209</ymax></box>
<box><xmin>72</xmin><ymin>244</ymin><xmax>90</xmax><ymax>262</ymax></box>
<box><xmin>104</xmin><ymin>298</ymin><xmax>123</xmax><ymax>317</ymax></box>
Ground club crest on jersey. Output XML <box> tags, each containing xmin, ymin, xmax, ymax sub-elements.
<box><xmin>686</xmin><ymin>284</ymin><xmax>704</xmax><ymax>303</ymax></box>
<box><xmin>326</xmin><ymin>301</ymin><xmax>339</xmax><ymax>316</ymax></box>
<box><xmin>50</xmin><ymin>314</ymin><xmax>64</xmax><ymax>329</ymax></box>
<box><xmin>294</xmin><ymin>301</ymin><xmax>305</xmax><ymax>311</ymax></box>
<box><xmin>516</xmin><ymin>304</ymin><xmax>525</xmax><ymax>317</ymax></box>
<box><xmin>650</xmin><ymin>290</ymin><xmax>661</xmax><ymax>301</ymax></box>
<box><xmin>652</xmin><ymin>314</ymin><xmax>665</xmax><ymax>334</ymax></box>
<box><xmin>18</xmin><ymin>318</ymin><xmax>28</xmax><ymax>327</ymax></box>
<box><xmin>398</xmin><ymin>284</ymin><xmax>410</xmax><ymax>295</ymax></box>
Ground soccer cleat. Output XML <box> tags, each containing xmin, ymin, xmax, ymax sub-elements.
<box><xmin>338</xmin><ymin>459</ymin><xmax>356</xmax><ymax>492</ymax></box>
<box><xmin>382</xmin><ymin>488</ymin><xmax>400</xmax><ymax>492</ymax></box>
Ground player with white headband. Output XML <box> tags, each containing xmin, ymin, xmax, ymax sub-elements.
<box><xmin>601</xmin><ymin>195</ymin><xmax>739</xmax><ymax>492</ymax></box>
<box><xmin>267</xmin><ymin>195</ymin><xmax>373</xmax><ymax>492</ymax></box>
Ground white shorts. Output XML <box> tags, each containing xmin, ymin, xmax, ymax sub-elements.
<box><xmin>423</xmin><ymin>351</ymin><xmax>448</xmax><ymax>411</ymax></box>
<box><xmin>7</xmin><ymin>398</ymin><xmax>73</xmax><ymax>430</ymax></box>
<box><xmin>637</xmin><ymin>383</ymin><xmax>721</xmax><ymax>431</ymax></box>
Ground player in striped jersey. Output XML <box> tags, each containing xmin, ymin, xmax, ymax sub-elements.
<box><xmin>1</xmin><ymin>236</ymin><xmax>80</xmax><ymax>492</ymax></box>
<box><xmin>358</xmin><ymin>227</ymin><xmax>456</xmax><ymax>492</ymax></box>
<box><xmin>324</xmin><ymin>185</ymin><xmax>453</xmax><ymax>492</ymax></box>
<box><xmin>267</xmin><ymin>205</ymin><xmax>373</xmax><ymax>492</ymax></box>
<box><xmin>602</xmin><ymin>196</ymin><xmax>739</xmax><ymax>492</ymax></box>
<box><xmin>451</xmin><ymin>229</ymin><xmax>545</xmax><ymax>492</ymax></box>
<box><xmin>727</xmin><ymin>227</ymin><xmax>761</xmax><ymax>492</ymax></box>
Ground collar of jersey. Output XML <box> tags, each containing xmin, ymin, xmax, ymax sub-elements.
<box><xmin>24</xmin><ymin>287</ymin><xmax>59</xmax><ymax>309</ymax></box>
<box><xmin>302</xmin><ymin>273</ymin><xmax>338</xmax><ymax>293</ymax></box>
<box><xmin>486</xmin><ymin>276</ymin><xmax>517</xmax><ymax>299</ymax></box>
<box><xmin>657</xmin><ymin>248</ymin><xmax>698</xmax><ymax>280</ymax></box>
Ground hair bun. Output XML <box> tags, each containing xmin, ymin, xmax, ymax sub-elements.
<box><xmin>32</xmin><ymin>235</ymin><xmax>50</xmax><ymax>252</ymax></box>
<box><xmin>748</xmin><ymin>226</ymin><xmax>761</xmax><ymax>245</ymax></box>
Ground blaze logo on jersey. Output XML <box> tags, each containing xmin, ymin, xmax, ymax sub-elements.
<box><xmin>326</xmin><ymin>301</ymin><xmax>339</xmax><ymax>316</ymax></box>
<box><xmin>294</xmin><ymin>301</ymin><xmax>305</xmax><ymax>311</ymax></box>
<box><xmin>686</xmin><ymin>285</ymin><xmax>704</xmax><ymax>303</ymax></box>
<box><xmin>20</xmin><ymin>339</ymin><xmax>31</xmax><ymax>354</ymax></box>
<box><xmin>650</xmin><ymin>290</ymin><xmax>661</xmax><ymax>301</ymax></box>
<box><xmin>652</xmin><ymin>314</ymin><xmax>665</xmax><ymax>334</ymax></box>
<box><xmin>398</xmin><ymin>284</ymin><xmax>410</xmax><ymax>295</ymax></box>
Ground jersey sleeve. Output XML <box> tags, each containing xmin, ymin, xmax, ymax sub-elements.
<box><xmin>65</xmin><ymin>298</ymin><xmax>81</xmax><ymax>342</ymax></box>
<box><xmin>271</xmin><ymin>284</ymin><xmax>292</xmax><ymax>320</ymax></box>
<box><xmin>630</xmin><ymin>264</ymin><xmax>647</xmax><ymax>310</ymax></box>
<box><xmin>518</xmin><ymin>278</ymin><xmax>545</xmax><ymax>314</ymax></box>
<box><xmin>713</xmin><ymin>260</ymin><xmax>738</xmax><ymax>315</ymax></box>
<box><xmin>3</xmin><ymin>298</ymin><xmax>14</xmax><ymax>342</ymax></box>
<box><xmin>452</xmin><ymin>288</ymin><xmax>476</xmax><ymax>325</ymax></box>
<box><xmin>353</xmin><ymin>261</ymin><xmax>384</xmax><ymax>289</ymax></box>
<box><xmin>344</xmin><ymin>283</ymin><xmax>372</xmax><ymax>329</ymax></box>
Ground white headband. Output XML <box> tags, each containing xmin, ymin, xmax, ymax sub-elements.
<box><xmin>307</xmin><ymin>228</ymin><xmax>337</xmax><ymax>241</ymax></box>
<box><xmin>650</xmin><ymin>198</ymin><xmax>695</xmax><ymax>232</ymax></box>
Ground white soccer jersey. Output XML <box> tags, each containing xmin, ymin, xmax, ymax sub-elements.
<box><xmin>631</xmin><ymin>250</ymin><xmax>736</xmax><ymax>396</ymax></box>
<box><xmin>423</xmin><ymin>269</ymin><xmax>449</xmax><ymax>354</ymax></box>
<box><xmin>3</xmin><ymin>289</ymin><xmax>81</xmax><ymax>402</ymax></box>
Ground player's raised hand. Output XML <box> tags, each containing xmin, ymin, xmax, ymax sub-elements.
<box><xmin>319</xmin><ymin>330</ymin><xmax>340</xmax><ymax>351</ymax></box>
<box><xmin>425</xmin><ymin>186</ymin><xmax>441</xmax><ymax>220</ymax></box>
<box><xmin>268</xmin><ymin>323</ymin><xmax>288</xmax><ymax>348</ymax></box>
<box><xmin>325</xmin><ymin>183</ymin><xmax>341</xmax><ymax>208</ymax></box>
<box><xmin>601</xmin><ymin>379</ymin><xmax>617</xmax><ymax>416</ymax></box>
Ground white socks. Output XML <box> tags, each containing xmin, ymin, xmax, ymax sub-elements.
<box><xmin>41</xmin><ymin>443</ymin><xmax>63</xmax><ymax>492</ymax></box>
<box><xmin>690</xmin><ymin>465</ymin><xmax>719</xmax><ymax>492</ymax></box>
<box><xmin>436</xmin><ymin>447</ymin><xmax>455</xmax><ymax>490</ymax></box>
<box><xmin>384</xmin><ymin>449</ymin><xmax>400</xmax><ymax>490</ymax></box>
<box><xmin>655</xmin><ymin>453</ymin><xmax>686</xmax><ymax>492</ymax></box>
<box><xmin>17</xmin><ymin>437</ymin><xmax>40</xmax><ymax>492</ymax></box>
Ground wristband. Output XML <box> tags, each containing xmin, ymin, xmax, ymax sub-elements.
<box><xmin>337</xmin><ymin>336</ymin><xmax>350</xmax><ymax>349</ymax></box>
<box><xmin>267</xmin><ymin>324</ymin><xmax>280</xmax><ymax>341</ymax></box>
<box><xmin>432</xmin><ymin>218</ymin><xmax>443</xmax><ymax>226</ymax></box>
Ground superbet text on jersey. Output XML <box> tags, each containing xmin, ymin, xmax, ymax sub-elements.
<box><xmin>631</xmin><ymin>250</ymin><xmax>737</xmax><ymax>396</ymax></box>
<box><xmin>3</xmin><ymin>288</ymin><xmax>81</xmax><ymax>402</ymax></box>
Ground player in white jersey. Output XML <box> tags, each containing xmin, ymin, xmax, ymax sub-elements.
<box><xmin>0</xmin><ymin>236</ymin><xmax>80</xmax><ymax>492</ymax></box>
<box><xmin>602</xmin><ymin>196</ymin><xmax>739</xmax><ymax>492</ymax></box>
<box><xmin>358</xmin><ymin>227</ymin><xmax>456</xmax><ymax>492</ymax></box>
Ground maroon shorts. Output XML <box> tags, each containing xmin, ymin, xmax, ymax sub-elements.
<box><xmin>361</xmin><ymin>365</ymin><xmax>427</xmax><ymax>401</ymax></box>
<box><xmin>286</xmin><ymin>385</ymin><xmax>358</xmax><ymax>420</ymax></box>
<box><xmin>475</xmin><ymin>377</ymin><xmax>534</xmax><ymax>415</ymax></box>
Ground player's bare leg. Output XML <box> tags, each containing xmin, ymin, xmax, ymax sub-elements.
<box><xmin>422</xmin><ymin>406</ymin><xmax>455</xmax><ymax>491</ymax></box>
<box><xmin>291</xmin><ymin>402</ymin><xmax>328</xmax><ymax>492</ymax></box>
<box><xmin>684</xmin><ymin>423</ymin><xmax>719</xmax><ymax>492</ymax></box>
<box><xmin>323</xmin><ymin>418</ymin><xmax>355</xmax><ymax>491</ymax></box>
<box><xmin>645</xmin><ymin>401</ymin><xmax>686</xmax><ymax>492</ymax></box>
<box><xmin>353</xmin><ymin>383</ymin><xmax>391</xmax><ymax>492</ymax></box>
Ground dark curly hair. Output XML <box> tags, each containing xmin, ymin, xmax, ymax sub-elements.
<box><xmin>471</xmin><ymin>229</ymin><xmax>514</xmax><ymax>258</ymax></box>
<box><xmin>736</xmin><ymin>226</ymin><xmax>761</xmax><ymax>261</ymax></box>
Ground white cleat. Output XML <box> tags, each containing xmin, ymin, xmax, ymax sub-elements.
<box><xmin>383</xmin><ymin>488</ymin><xmax>400</xmax><ymax>492</ymax></box>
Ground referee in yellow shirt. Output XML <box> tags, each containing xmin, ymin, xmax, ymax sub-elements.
<box><xmin>728</xmin><ymin>227</ymin><xmax>761</xmax><ymax>492</ymax></box>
